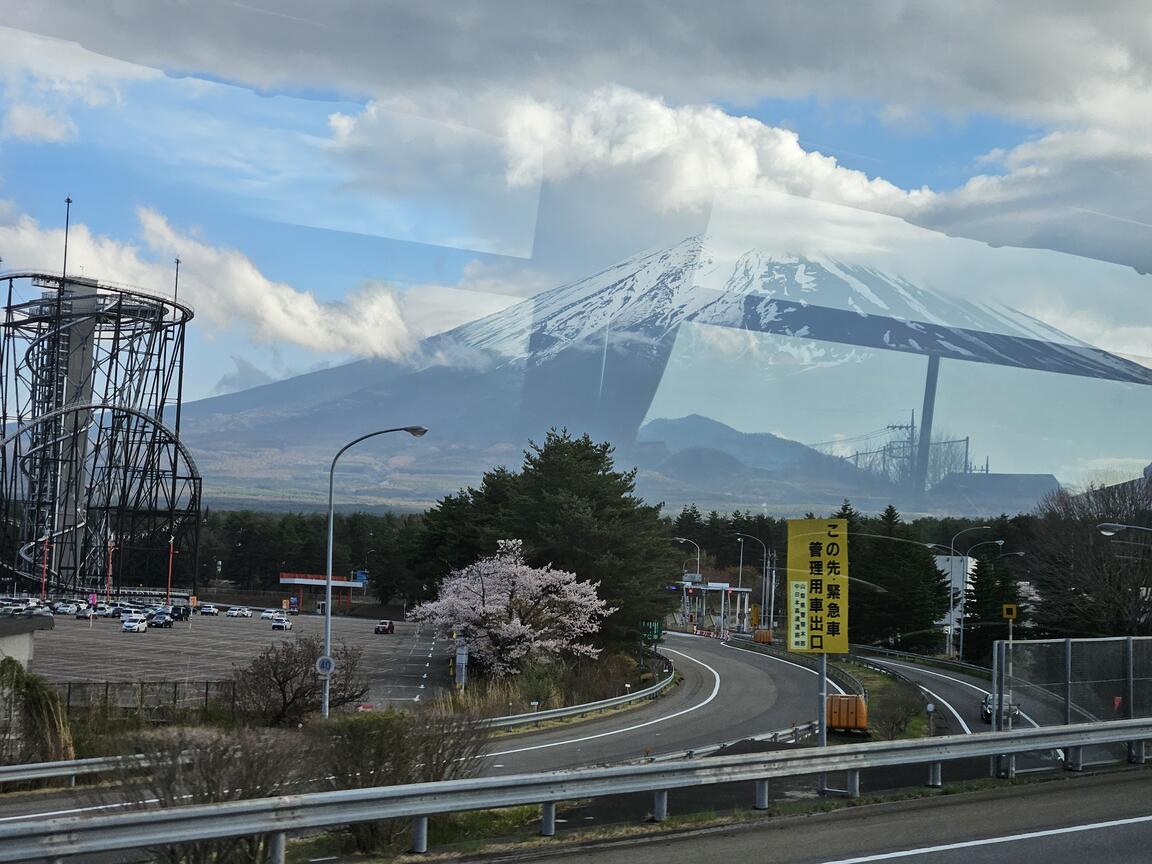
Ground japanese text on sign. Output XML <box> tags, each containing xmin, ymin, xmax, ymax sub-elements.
<box><xmin>786</xmin><ymin>518</ymin><xmax>849</xmax><ymax>653</ymax></box>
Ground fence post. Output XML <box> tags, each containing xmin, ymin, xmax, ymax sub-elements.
<box><xmin>204</xmin><ymin>681</ymin><xmax>210</xmax><ymax>709</ymax></box>
<box><xmin>540</xmin><ymin>802</ymin><xmax>556</xmax><ymax>836</ymax></box>
<box><xmin>411</xmin><ymin>815</ymin><xmax>429</xmax><ymax>853</ymax></box>
<box><xmin>268</xmin><ymin>831</ymin><xmax>286</xmax><ymax>864</ymax></box>
<box><xmin>1126</xmin><ymin>637</ymin><xmax>1144</xmax><ymax>764</ymax></box>
<box><xmin>754</xmin><ymin>779</ymin><xmax>769</xmax><ymax>810</ymax></box>
<box><xmin>1064</xmin><ymin>638</ymin><xmax>1073</xmax><ymax>725</ymax></box>
<box><xmin>652</xmin><ymin>790</ymin><xmax>668</xmax><ymax>822</ymax></box>
<box><xmin>66</xmin><ymin>682</ymin><xmax>72</xmax><ymax>712</ymax></box>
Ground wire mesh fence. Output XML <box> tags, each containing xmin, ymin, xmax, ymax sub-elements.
<box><xmin>52</xmin><ymin>679</ymin><xmax>239</xmax><ymax>722</ymax></box>
<box><xmin>993</xmin><ymin>636</ymin><xmax>1152</xmax><ymax>769</ymax></box>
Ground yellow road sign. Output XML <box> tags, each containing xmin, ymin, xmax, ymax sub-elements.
<box><xmin>787</xmin><ymin>518</ymin><xmax>849</xmax><ymax>653</ymax></box>
<box><xmin>1002</xmin><ymin>603</ymin><xmax>1018</xmax><ymax>620</ymax></box>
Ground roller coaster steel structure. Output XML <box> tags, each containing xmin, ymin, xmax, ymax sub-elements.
<box><xmin>0</xmin><ymin>270</ymin><xmax>201</xmax><ymax>598</ymax></box>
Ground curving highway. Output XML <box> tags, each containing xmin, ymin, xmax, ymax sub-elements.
<box><xmin>483</xmin><ymin>633</ymin><xmax>827</xmax><ymax>774</ymax></box>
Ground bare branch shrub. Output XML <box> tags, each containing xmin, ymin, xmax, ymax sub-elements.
<box><xmin>230</xmin><ymin>635</ymin><xmax>368</xmax><ymax>725</ymax></box>
<box><xmin>870</xmin><ymin>682</ymin><xmax>924</xmax><ymax>740</ymax></box>
<box><xmin>308</xmin><ymin>710</ymin><xmax>491</xmax><ymax>852</ymax></box>
<box><xmin>95</xmin><ymin>727</ymin><xmax>309</xmax><ymax>864</ymax></box>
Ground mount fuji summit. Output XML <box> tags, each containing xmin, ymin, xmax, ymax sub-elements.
<box><xmin>181</xmin><ymin>234</ymin><xmax>1129</xmax><ymax>512</ymax></box>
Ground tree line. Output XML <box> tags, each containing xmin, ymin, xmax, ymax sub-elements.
<box><xmin>194</xmin><ymin>431</ymin><xmax>1152</xmax><ymax>658</ymax></box>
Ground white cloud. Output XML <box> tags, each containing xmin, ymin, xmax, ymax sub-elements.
<box><xmin>2</xmin><ymin>102</ymin><xmax>76</xmax><ymax>142</ymax></box>
<box><xmin>0</xmin><ymin>206</ymin><xmax>418</xmax><ymax>360</ymax></box>
<box><xmin>501</xmin><ymin>86</ymin><xmax>933</xmax><ymax>213</ymax></box>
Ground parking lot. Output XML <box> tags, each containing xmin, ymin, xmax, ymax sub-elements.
<box><xmin>28</xmin><ymin>612</ymin><xmax>449</xmax><ymax>705</ymax></box>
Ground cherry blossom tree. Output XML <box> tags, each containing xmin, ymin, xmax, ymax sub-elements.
<box><xmin>410</xmin><ymin>539</ymin><xmax>616</xmax><ymax>676</ymax></box>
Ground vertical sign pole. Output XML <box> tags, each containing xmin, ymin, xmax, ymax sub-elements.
<box><xmin>1064</xmin><ymin>637</ymin><xmax>1073</xmax><ymax>726</ymax></box>
<box><xmin>818</xmin><ymin>651</ymin><xmax>828</xmax><ymax>794</ymax></box>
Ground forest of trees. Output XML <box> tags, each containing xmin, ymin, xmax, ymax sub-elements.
<box><xmin>190</xmin><ymin>432</ymin><xmax>1152</xmax><ymax>652</ymax></box>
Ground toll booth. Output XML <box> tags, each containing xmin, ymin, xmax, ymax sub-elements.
<box><xmin>680</xmin><ymin>577</ymin><xmax>753</xmax><ymax>633</ymax></box>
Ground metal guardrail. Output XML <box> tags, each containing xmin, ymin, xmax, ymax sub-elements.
<box><xmin>1</xmin><ymin>719</ymin><xmax>1149</xmax><ymax>862</ymax></box>
<box><xmin>729</xmin><ymin>635</ymin><xmax>867</xmax><ymax>697</ymax></box>
<box><xmin>850</xmin><ymin>644</ymin><xmax>992</xmax><ymax>678</ymax></box>
<box><xmin>0</xmin><ymin>660</ymin><xmax>678</xmax><ymax>787</ymax></box>
<box><xmin>480</xmin><ymin>654</ymin><xmax>675</xmax><ymax>730</ymax></box>
<box><xmin>0</xmin><ymin>754</ymin><xmax>127</xmax><ymax>786</ymax></box>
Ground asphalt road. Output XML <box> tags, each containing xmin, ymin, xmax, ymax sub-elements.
<box><xmin>863</xmin><ymin>657</ymin><xmax>1123</xmax><ymax>772</ymax></box>
<box><xmin>27</xmin><ymin>614</ymin><xmax>446</xmax><ymax>704</ymax></box>
<box><xmin>484</xmin><ymin>633</ymin><xmax>828</xmax><ymax>774</ymax></box>
<box><xmin>489</xmin><ymin>767</ymin><xmax>1152</xmax><ymax>864</ymax></box>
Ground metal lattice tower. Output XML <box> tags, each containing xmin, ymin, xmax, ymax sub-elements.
<box><xmin>0</xmin><ymin>269</ymin><xmax>201</xmax><ymax>597</ymax></box>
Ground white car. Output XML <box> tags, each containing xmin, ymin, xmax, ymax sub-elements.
<box><xmin>260</xmin><ymin>608</ymin><xmax>277</xmax><ymax>620</ymax></box>
<box><xmin>271</xmin><ymin>615</ymin><xmax>292</xmax><ymax>631</ymax></box>
<box><xmin>226</xmin><ymin>606</ymin><xmax>252</xmax><ymax>618</ymax></box>
<box><xmin>121</xmin><ymin>615</ymin><xmax>148</xmax><ymax>633</ymax></box>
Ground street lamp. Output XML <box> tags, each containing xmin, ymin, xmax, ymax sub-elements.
<box><xmin>673</xmin><ymin>537</ymin><xmax>701</xmax><ymax>578</ymax></box>
<box><xmin>958</xmin><ymin>539</ymin><xmax>1003</xmax><ymax>661</ymax></box>
<box><xmin>1099</xmin><ymin>522</ymin><xmax>1152</xmax><ymax>537</ymax></box>
<box><xmin>323</xmin><ymin>425</ymin><xmax>427</xmax><ymax>719</ymax></box>
<box><xmin>735</xmin><ymin>532</ymin><xmax>772</xmax><ymax>631</ymax></box>
<box><xmin>947</xmin><ymin>526</ymin><xmax>992</xmax><ymax>657</ymax></box>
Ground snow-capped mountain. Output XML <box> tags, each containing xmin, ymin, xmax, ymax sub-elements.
<box><xmin>427</xmin><ymin>234</ymin><xmax>1152</xmax><ymax>384</ymax></box>
<box><xmin>181</xmin><ymin>234</ymin><xmax>1140</xmax><ymax>512</ymax></box>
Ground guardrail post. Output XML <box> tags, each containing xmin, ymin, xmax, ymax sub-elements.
<box><xmin>1066</xmin><ymin>746</ymin><xmax>1083</xmax><ymax>772</ymax></box>
<box><xmin>754</xmin><ymin>779</ymin><xmax>769</xmax><ymax>810</ymax></box>
<box><xmin>927</xmin><ymin>762</ymin><xmax>942</xmax><ymax>788</ymax></box>
<box><xmin>411</xmin><ymin>815</ymin><xmax>429</xmax><ymax>853</ymax></box>
<box><xmin>652</xmin><ymin>790</ymin><xmax>668</xmax><ymax>822</ymax></box>
<box><xmin>846</xmin><ymin>770</ymin><xmax>860</xmax><ymax>799</ymax></box>
<box><xmin>541</xmin><ymin>802</ymin><xmax>556</xmax><ymax>836</ymax></box>
<box><xmin>268</xmin><ymin>831</ymin><xmax>286</xmax><ymax>864</ymax></box>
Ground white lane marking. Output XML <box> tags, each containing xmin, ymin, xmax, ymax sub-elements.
<box><xmin>916</xmin><ymin>683</ymin><xmax>971</xmax><ymax>734</ymax></box>
<box><xmin>815</xmin><ymin>812</ymin><xmax>1152</xmax><ymax>863</ymax></box>
<box><xmin>722</xmin><ymin>641</ymin><xmax>846</xmax><ymax>695</ymax></box>
<box><xmin>876</xmin><ymin>660</ymin><xmax>1043</xmax><ymax>729</ymax></box>
<box><xmin>485</xmin><ymin>647</ymin><xmax>721</xmax><ymax>758</ymax></box>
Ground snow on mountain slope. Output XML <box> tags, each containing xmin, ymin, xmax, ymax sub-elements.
<box><xmin>428</xmin><ymin>235</ymin><xmax>1152</xmax><ymax>384</ymax></box>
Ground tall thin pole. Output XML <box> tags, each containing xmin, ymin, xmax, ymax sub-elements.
<box><xmin>947</xmin><ymin>525</ymin><xmax>991</xmax><ymax>657</ymax></box>
<box><xmin>62</xmin><ymin>197</ymin><xmax>72</xmax><ymax>281</ymax></box>
<box><xmin>323</xmin><ymin>426</ymin><xmax>427</xmax><ymax>719</ymax></box>
<box><xmin>768</xmin><ymin>549</ymin><xmax>777</xmax><ymax>631</ymax></box>
<box><xmin>736</xmin><ymin>538</ymin><xmax>744</xmax><ymax>589</ymax></box>
<box><xmin>166</xmin><ymin>535</ymin><xmax>175</xmax><ymax>606</ymax></box>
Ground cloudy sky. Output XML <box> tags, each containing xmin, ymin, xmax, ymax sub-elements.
<box><xmin>2</xmin><ymin>2</ymin><xmax>1152</xmax><ymax>481</ymax></box>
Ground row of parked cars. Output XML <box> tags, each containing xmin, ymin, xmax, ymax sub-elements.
<box><xmin>215</xmin><ymin>605</ymin><xmax>295</xmax><ymax>630</ymax></box>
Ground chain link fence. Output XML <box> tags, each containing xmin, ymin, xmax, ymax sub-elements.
<box><xmin>992</xmin><ymin>636</ymin><xmax>1152</xmax><ymax>769</ymax></box>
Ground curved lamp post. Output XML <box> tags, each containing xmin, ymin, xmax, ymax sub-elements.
<box><xmin>947</xmin><ymin>526</ymin><xmax>992</xmax><ymax>656</ymax></box>
<box><xmin>322</xmin><ymin>426</ymin><xmax>427</xmax><ymax>719</ymax></box>
<box><xmin>673</xmin><ymin>537</ymin><xmax>701</xmax><ymax>577</ymax></box>
<box><xmin>1099</xmin><ymin>522</ymin><xmax>1152</xmax><ymax>537</ymax></box>
<box><xmin>735</xmin><ymin>532</ymin><xmax>771</xmax><ymax>630</ymax></box>
<box><xmin>957</xmin><ymin>538</ymin><xmax>1003</xmax><ymax>660</ymax></box>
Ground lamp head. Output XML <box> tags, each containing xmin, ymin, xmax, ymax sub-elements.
<box><xmin>403</xmin><ymin>426</ymin><xmax>429</xmax><ymax>437</ymax></box>
<box><xmin>996</xmin><ymin>539</ymin><xmax>1005</xmax><ymax>547</ymax></box>
<box><xmin>1098</xmin><ymin>523</ymin><xmax>1125</xmax><ymax>537</ymax></box>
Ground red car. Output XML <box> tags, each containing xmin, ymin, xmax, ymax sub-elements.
<box><xmin>374</xmin><ymin>619</ymin><xmax>394</xmax><ymax>634</ymax></box>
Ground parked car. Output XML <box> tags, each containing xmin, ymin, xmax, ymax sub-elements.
<box><xmin>981</xmin><ymin>693</ymin><xmax>1021</xmax><ymax>724</ymax></box>
<box><xmin>374</xmin><ymin>619</ymin><xmax>395</xmax><ymax>634</ymax></box>
<box><xmin>75</xmin><ymin>605</ymin><xmax>94</xmax><ymax>619</ymax></box>
<box><xmin>148</xmin><ymin>613</ymin><xmax>173</xmax><ymax>628</ymax></box>
<box><xmin>121</xmin><ymin>615</ymin><xmax>148</xmax><ymax>633</ymax></box>
<box><xmin>199</xmin><ymin>603</ymin><xmax>219</xmax><ymax>616</ymax></box>
<box><xmin>226</xmin><ymin>606</ymin><xmax>251</xmax><ymax>617</ymax></box>
<box><xmin>170</xmin><ymin>605</ymin><xmax>191</xmax><ymax>620</ymax></box>
<box><xmin>271</xmin><ymin>615</ymin><xmax>292</xmax><ymax>631</ymax></box>
<box><xmin>260</xmin><ymin>608</ymin><xmax>276</xmax><ymax>620</ymax></box>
